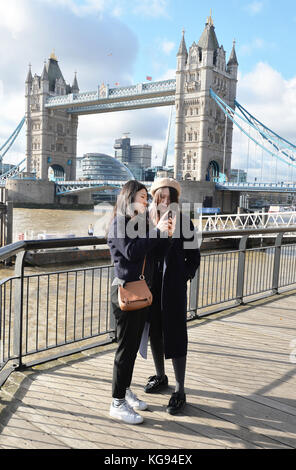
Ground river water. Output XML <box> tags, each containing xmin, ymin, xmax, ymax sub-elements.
<box><xmin>0</xmin><ymin>205</ymin><xmax>115</xmax><ymax>281</ymax></box>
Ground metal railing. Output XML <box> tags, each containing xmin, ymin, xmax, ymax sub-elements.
<box><xmin>201</xmin><ymin>211</ymin><xmax>296</xmax><ymax>232</ymax></box>
<box><xmin>1</xmin><ymin>227</ymin><xmax>296</xmax><ymax>387</ymax></box>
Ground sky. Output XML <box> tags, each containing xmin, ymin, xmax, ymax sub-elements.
<box><xmin>1</xmin><ymin>0</ymin><xmax>296</xmax><ymax>181</ymax></box>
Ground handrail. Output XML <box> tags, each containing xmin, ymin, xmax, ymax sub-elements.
<box><xmin>1</xmin><ymin>227</ymin><xmax>296</xmax><ymax>263</ymax></box>
<box><xmin>2</xmin><ymin>227</ymin><xmax>296</xmax><ymax>387</ymax></box>
<box><xmin>0</xmin><ymin>237</ymin><xmax>107</xmax><ymax>262</ymax></box>
<box><xmin>201</xmin><ymin>226</ymin><xmax>296</xmax><ymax>238</ymax></box>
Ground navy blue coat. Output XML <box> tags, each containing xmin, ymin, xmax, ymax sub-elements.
<box><xmin>151</xmin><ymin>215</ymin><xmax>200</xmax><ymax>359</ymax></box>
<box><xmin>107</xmin><ymin>215</ymin><xmax>164</xmax><ymax>288</ymax></box>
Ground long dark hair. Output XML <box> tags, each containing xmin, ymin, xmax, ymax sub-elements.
<box><xmin>150</xmin><ymin>186</ymin><xmax>179</xmax><ymax>224</ymax></box>
<box><xmin>112</xmin><ymin>180</ymin><xmax>148</xmax><ymax>220</ymax></box>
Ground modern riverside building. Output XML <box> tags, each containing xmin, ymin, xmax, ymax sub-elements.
<box><xmin>81</xmin><ymin>153</ymin><xmax>134</xmax><ymax>181</ymax></box>
<box><xmin>114</xmin><ymin>136</ymin><xmax>152</xmax><ymax>178</ymax></box>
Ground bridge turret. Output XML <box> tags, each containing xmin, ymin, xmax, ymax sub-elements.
<box><xmin>227</xmin><ymin>40</ymin><xmax>238</xmax><ymax>77</ymax></box>
<box><xmin>177</xmin><ymin>29</ymin><xmax>188</xmax><ymax>70</ymax></box>
<box><xmin>25</xmin><ymin>64</ymin><xmax>33</xmax><ymax>92</ymax></box>
<box><xmin>25</xmin><ymin>53</ymin><xmax>78</xmax><ymax>180</ymax></box>
<box><xmin>72</xmin><ymin>72</ymin><xmax>79</xmax><ymax>94</ymax></box>
<box><xmin>174</xmin><ymin>14</ymin><xmax>238</xmax><ymax>183</ymax></box>
<box><xmin>227</xmin><ymin>40</ymin><xmax>239</xmax><ymax>106</ymax></box>
<box><xmin>175</xmin><ymin>30</ymin><xmax>188</xmax><ymax>180</ymax></box>
<box><xmin>40</xmin><ymin>61</ymin><xmax>49</xmax><ymax>94</ymax></box>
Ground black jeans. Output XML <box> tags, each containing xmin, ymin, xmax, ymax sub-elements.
<box><xmin>111</xmin><ymin>284</ymin><xmax>148</xmax><ymax>399</ymax></box>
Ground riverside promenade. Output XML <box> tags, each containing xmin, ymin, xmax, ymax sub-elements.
<box><xmin>0</xmin><ymin>290</ymin><xmax>296</xmax><ymax>450</ymax></box>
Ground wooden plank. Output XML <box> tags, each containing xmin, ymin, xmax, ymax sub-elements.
<box><xmin>1</xmin><ymin>292</ymin><xmax>296</xmax><ymax>449</ymax></box>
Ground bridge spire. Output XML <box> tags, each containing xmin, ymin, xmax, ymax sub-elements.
<box><xmin>207</xmin><ymin>9</ymin><xmax>214</xmax><ymax>26</ymax></box>
<box><xmin>227</xmin><ymin>39</ymin><xmax>239</xmax><ymax>66</ymax></box>
<box><xmin>177</xmin><ymin>28</ymin><xmax>187</xmax><ymax>57</ymax></box>
<box><xmin>41</xmin><ymin>61</ymin><xmax>48</xmax><ymax>81</ymax></box>
<box><xmin>72</xmin><ymin>71</ymin><xmax>79</xmax><ymax>93</ymax></box>
<box><xmin>26</xmin><ymin>63</ymin><xmax>32</xmax><ymax>84</ymax></box>
<box><xmin>50</xmin><ymin>49</ymin><xmax>58</xmax><ymax>61</ymax></box>
<box><xmin>198</xmin><ymin>12</ymin><xmax>219</xmax><ymax>50</ymax></box>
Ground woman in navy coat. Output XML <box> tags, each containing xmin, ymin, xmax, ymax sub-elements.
<box><xmin>107</xmin><ymin>180</ymin><xmax>172</xmax><ymax>425</ymax></box>
<box><xmin>144</xmin><ymin>178</ymin><xmax>200</xmax><ymax>415</ymax></box>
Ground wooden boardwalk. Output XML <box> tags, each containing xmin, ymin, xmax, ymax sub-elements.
<box><xmin>0</xmin><ymin>289</ymin><xmax>296</xmax><ymax>450</ymax></box>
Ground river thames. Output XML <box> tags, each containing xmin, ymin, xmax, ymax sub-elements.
<box><xmin>0</xmin><ymin>205</ymin><xmax>114</xmax><ymax>281</ymax></box>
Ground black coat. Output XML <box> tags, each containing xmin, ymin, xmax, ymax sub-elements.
<box><xmin>107</xmin><ymin>215</ymin><xmax>164</xmax><ymax>288</ymax></box>
<box><xmin>151</xmin><ymin>215</ymin><xmax>200</xmax><ymax>359</ymax></box>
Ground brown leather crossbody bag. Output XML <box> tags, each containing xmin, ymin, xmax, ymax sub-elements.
<box><xmin>118</xmin><ymin>257</ymin><xmax>153</xmax><ymax>311</ymax></box>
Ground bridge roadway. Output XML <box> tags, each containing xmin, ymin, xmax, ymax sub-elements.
<box><xmin>55</xmin><ymin>179</ymin><xmax>296</xmax><ymax>195</ymax></box>
<box><xmin>0</xmin><ymin>290</ymin><xmax>295</xmax><ymax>449</ymax></box>
<box><xmin>45</xmin><ymin>79</ymin><xmax>176</xmax><ymax>115</ymax></box>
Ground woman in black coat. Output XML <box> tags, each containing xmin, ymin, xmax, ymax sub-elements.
<box><xmin>144</xmin><ymin>178</ymin><xmax>200</xmax><ymax>415</ymax></box>
<box><xmin>107</xmin><ymin>180</ymin><xmax>172</xmax><ymax>425</ymax></box>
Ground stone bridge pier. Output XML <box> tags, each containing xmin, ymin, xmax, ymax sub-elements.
<box><xmin>180</xmin><ymin>180</ymin><xmax>240</xmax><ymax>214</ymax></box>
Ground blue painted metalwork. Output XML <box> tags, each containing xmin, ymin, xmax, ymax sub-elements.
<box><xmin>210</xmin><ymin>89</ymin><xmax>296</xmax><ymax>169</ymax></box>
<box><xmin>0</xmin><ymin>158</ymin><xmax>26</xmax><ymax>183</ymax></box>
<box><xmin>45</xmin><ymin>80</ymin><xmax>176</xmax><ymax>114</ymax></box>
<box><xmin>55</xmin><ymin>179</ymin><xmax>152</xmax><ymax>195</ymax></box>
<box><xmin>0</xmin><ymin>117</ymin><xmax>25</xmax><ymax>160</ymax></box>
<box><xmin>234</xmin><ymin>100</ymin><xmax>296</xmax><ymax>155</ymax></box>
<box><xmin>216</xmin><ymin>181</ymin><xmax>296</xmax><ymax>192</ymax></box>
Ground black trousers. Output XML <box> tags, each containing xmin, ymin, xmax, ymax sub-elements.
<box><xmin>111</xmin><ymin>284</ymin><xmax>147</xmax><ymax>399</ymax></box>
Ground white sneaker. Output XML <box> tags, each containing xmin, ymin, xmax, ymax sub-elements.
<box><xmin>125</xmin><ymin>388</ymin><xmax>148</xmax><ymax>411</ymax></box>
<box><xmin>110</xmin><ymin>400</ymin><xmax>144</xmax><ymax>424</ymax></box>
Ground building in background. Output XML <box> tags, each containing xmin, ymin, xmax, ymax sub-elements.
<box><xmin>143</xmin><ymin>165</ymin><xmax>174</xmax><ymax>181</ymax></box>
<box><xmin>82</xmin><ymin>153</ymin><xmax>134</xmax><ymax>181</ymax></box>
<box><xmin>229</xmin><ymin>169</ymin><xmax>247</xmax><ymax>183</ymax></box>
<box><xmin>25</xmin><ymin>52</ymin><xmax>79</xmax><ymax>181</ymax></box>
<box><xmin>114</xmin><ymin>136</ymin><xmax>152</xmax><ymax>180</ymax></box>
<box><xmin>175</xmin><ymin>15</ymin><xmax>238</xmax><ymax>181</ymax></box>
<box><xmin>76</xmin><ymin>156</ymin><xmax>84</xmax><ymax>180</ymax></box>
<box><xmin>78</xmin><ymin>153</ymin><xmax>135</xmax><ymax>203</ymax></box>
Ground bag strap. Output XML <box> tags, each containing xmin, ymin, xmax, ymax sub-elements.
<box><xmin>140</xmin><ymin>257</ymin><xmax>146</xmax><ymax>280</ymax></box>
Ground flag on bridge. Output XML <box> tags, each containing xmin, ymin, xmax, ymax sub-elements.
<box><xmin>146</xmin><ymin>76</ymin><xmax>152</xmax><ymax>81</ymax></box>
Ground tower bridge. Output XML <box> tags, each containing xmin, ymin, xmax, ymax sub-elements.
<box><xmin>22</xmin><ymin>14</ymin><xmax>238</xmax><ymax>185</ymax></box>
<box><xmin>2</xmin><ymin>15</ymin><xmax>296</xmax><ymax>212</ymax></box>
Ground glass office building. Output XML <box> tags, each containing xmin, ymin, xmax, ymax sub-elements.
<box><xmin>82</xmin><ymin>153</ymin><xmax>134</xmax><ymax>180</ymax></box>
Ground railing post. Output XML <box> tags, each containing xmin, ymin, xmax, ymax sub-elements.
<box><xmin>272</xmin><ymin>233</ymin><xmax>283</xmax><ymax>294</ymax></box>
<box><xmin>109</xmin><ymin>266</ymin><xmax>117</xmax><ymax>341</ymax></box>
<box><xmin>13</xmin><ymin>251</ymin><xmax>26</xmax><ymax>369</ymax></box>
<box><xmin>189</xmin><ymin>266</ymin><xmax>200</xmax><ymax>318</ymax></box>
<box><xmin>236</xmin><ymin>235</ymin><xmax>248</xmax><ymax>305</ymax></box>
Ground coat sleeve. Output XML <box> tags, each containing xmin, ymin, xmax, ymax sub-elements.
<box><xmin>182</xmin><ymin>218</ymin><xmax>201</xmax><ymax>281</ymax></box>
<box><xmin>108</xmin><ymin>217</ymin><xmax>163</xmax><ymax>262</ymax></box>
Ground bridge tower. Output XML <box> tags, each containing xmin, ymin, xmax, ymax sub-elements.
<box><xmin>25</xmin><ymin>52</ymin><xmax>79</xmax><ymax>180</ymax></box>
<box><xmin>174</xmin><ymin>15</ymin><xmax>238</xmax><ymax>182</ymax></box>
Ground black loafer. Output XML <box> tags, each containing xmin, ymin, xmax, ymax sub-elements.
<box><xmin>144</xmin><ymin>375</ymin><xmax>168</xmax><ymax>393</ymax></box>
<box><xmin>166</xmin><ymin>392</ymin><xmax>186</xmax><ymax>415</ymax></box>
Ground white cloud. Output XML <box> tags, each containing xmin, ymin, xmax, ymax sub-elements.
<box><xmin>161</xmin><ymin>40</ymin><xmax>175</xmax><ymax>55</ymax></box>
<box><xmin>239</xmin><ymin>37</ymin><xmax>265</xmax><ymax>56</ymax></box>
<box><xmin>244</xmin><ymin>1</ymin><xmax>264</xmax><ymax>15</ymax></box>
<box><xmin>133</xmin><ymin>0</ymin><xmax>170</xmax><ymax>18</ymax></box>
<box><xmin>0</xmin><ymin>0</ymin><xmax>30</xmax><ymax>39</ymax></box>
<box><xmin>0</xmin><ymin>0</ymin><xmax>171</xmax><ymax>167</ymax></box>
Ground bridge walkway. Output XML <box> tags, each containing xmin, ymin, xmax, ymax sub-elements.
<box><xmin>0</xmin><ymin>290</ymin><xmax>296</xmax><ymax>450</ymax></box>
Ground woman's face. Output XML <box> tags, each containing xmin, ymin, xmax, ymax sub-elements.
<box><xmin>156</xmin><ymin>187</ymin><xmax>170</xmax><ymax>214</ymax></box>
<box><xmin>133</xmin><ymin>188</ymin><xmax>148</xmax><ymax>214</ymax></box>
